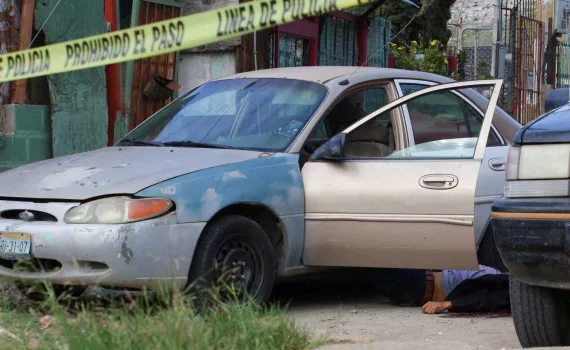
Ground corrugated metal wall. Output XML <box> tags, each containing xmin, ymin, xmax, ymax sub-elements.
<box><xmin>365</xmin><ymin>18</ymin><xmax>391</xmax><ymax>68</ymax></box>
<box><xmin>271</xmin><ymin>15</ymin><xmax>391</xmax><ymax>69</ymax></box>
<box><xmin>318</xmin><ymin>15</ymin><xmax>358</xmax><ymax>66</ymax></box>
<box><xmin>129</xmin><ymin>0</ymin><xmax>182</xmax><ymax>130</ymax></box>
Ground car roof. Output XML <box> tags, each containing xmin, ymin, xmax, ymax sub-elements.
<box><xmin>210</xmin><ymin>66</ymin><xmax>522</xmax><ymax>143</ymax></box>
<box><xmin>212</xmin><ymin>66</ymin><xmax>455</xmax><ymax>85</ymax></box>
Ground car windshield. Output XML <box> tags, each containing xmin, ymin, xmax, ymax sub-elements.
<box><xmin>118</xmin><ymin>78</ymin><xmax>328</xmax><ymax>151</ymax></box>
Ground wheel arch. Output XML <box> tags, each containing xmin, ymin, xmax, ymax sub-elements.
<box><xmin>476</xmin><ymin>218</ymin><xmax>507</xmax><ymax>272</ymax></box>
<box><xmin>206</xmin><ymin>202</ymin><xmax>287</xmax><ymax>269</ymax></box>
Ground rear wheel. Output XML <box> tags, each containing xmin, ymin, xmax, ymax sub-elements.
<box><xmin>510</xmin><ymin>275</ymin><xmax>570</xmax><ymax>347</ymax></box>
<box><xmin>187</xmin><ymin>215</ymin><xmax>275</xmax><ymax>305</ymax></box>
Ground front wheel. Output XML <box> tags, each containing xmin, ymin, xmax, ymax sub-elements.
<box><xmin>187</xmin><ymin>215</ymin><xmax>275</xmax><ymax>304</ymax></box>
<box><xmin>510</xmin><ymin>275</ymin><xmax>570</xmax><ymax>347</ymax></box>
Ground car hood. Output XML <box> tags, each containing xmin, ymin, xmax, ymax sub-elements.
<box><xmin>0</xmin><ymin>146</ymin><xmax>265</xmax><ymax>201</ymax></box>
<box><xmin>515</xmin><ymin>104</ymin><xmax>570</xmax><ymax>144</ymax></box>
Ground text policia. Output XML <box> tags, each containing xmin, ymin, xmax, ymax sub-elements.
<box><xmin>0</xmin><ymin>0</ymin><xmax>373</xmax><ymax>83</ymax></box>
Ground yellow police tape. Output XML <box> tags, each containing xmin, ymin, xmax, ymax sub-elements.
<box><xmin>0</xmin><ymin>0</ymin><xmax>374</xmax><ymax>83</ymax></box>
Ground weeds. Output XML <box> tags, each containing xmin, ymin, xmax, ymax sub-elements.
<box><xmin>0</xmin><ymin>280</ymin><xmax>320</xmax><ymax>350</ymax></box>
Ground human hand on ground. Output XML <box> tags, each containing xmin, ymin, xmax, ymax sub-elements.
<box><xmin>422</xmin><ymin>301</ymin><xmax>452</xmax><ymax>314</ymax></box>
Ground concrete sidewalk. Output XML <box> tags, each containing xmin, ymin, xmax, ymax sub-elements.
<box><xmin>272</xmin><ymin>270</ymin><xmax>525</xmax><ymax>350</ymax></box>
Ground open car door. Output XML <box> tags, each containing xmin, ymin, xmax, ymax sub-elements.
<box><xmin>301</xmin><ymin>80</ymin><xmax>503</xmax><ymax>270</ymax></box>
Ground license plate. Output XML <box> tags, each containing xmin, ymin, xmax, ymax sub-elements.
<box><xmin>0</xmin><ymin>232</ymin><xmax>31</xmax><ymax>259</ymax></box>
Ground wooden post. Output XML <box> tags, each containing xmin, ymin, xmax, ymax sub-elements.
<box><xmin>11</xmin><ymin>0</ymin><xmax>35</xmax><ymax>104</ymax></box>
<box><xmin>308</xmin><ymin>17</ymin><xmax>319</xmax><ymax>66</ymax></box>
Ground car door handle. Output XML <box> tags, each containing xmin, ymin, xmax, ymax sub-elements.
<box><xmin>419</xmin><ymin>174</ymin><xmax>458</xmax><ymax>190</ymax></box>
<box><xmin>488</xmin><ymin>158</ymin><xmax>506</xmax><ymax>171</ymax></box>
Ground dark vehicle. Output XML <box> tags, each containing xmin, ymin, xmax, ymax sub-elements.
<box><xmin>545</xmin><ymin>88</ymin><xmax>569</xmax><ymax>113</ymax></box>
<box><xmin>491</xmin><ymin>102</ymin><xmax>570</xmax><ymax>348</ymax></box>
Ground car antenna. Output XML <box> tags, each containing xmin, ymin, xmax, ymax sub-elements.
<box><xmin>338</xmin><ymin>0</ymin><xmax>420</xmax><ymax>86</ymax></box>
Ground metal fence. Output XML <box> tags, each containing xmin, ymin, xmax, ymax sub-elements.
<box><xmin>461</xmin><ymin>27</ymin><xmax>495</xmax><ymax>80</ymax></box>
<box><xmin>364</xmin><ymin>18</ymin><xmax>391</xmax><ymax>68</ymax></box>
<box><xmin>556</xmin><ymin>33</ymin><xmax>570</xmax><ymax>91</ymax></box>
<box><xmin>318</xmin><ymin>15</ymin><xmax>359</xmax><ymax>66</ymax></box>
<box><xmin>495</xmin><ymin>0</ymin><xmax>544</xmax><ymax>124</ymax></box>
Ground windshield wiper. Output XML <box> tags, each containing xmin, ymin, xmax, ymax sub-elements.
<box><xmin>119</xmin><ymin>138</ymin><xmax>164</xmax><ymax>147</ymax></box>
<box><xmin>162</xmin><ymin>140</ymin><xmax>232</xmax><ymax>149</ymax></box>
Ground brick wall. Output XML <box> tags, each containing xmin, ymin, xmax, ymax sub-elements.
<box><xmin>0</xmin><ymin>105</ymin><xmax>52</xmax><ymax>172</ymax></box>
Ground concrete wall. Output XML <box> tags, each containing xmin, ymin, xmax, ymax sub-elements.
<box><xmin>0</xmin><ymin>105</ymin><xmax>52</xmax><ymax>172</ymax></box>
<box><xmin>178</xmin><ymin>52</ymin><xmax>236</xmax><ymax>95</ymax></box>
<box><xmin>179</xmin><ymin>0</ymin><xmax>239</xmax><ymax>94</ymax></box>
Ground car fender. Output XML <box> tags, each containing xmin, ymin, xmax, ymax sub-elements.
<box><xmin>136</xmin><ymin>153</ymin><xmax>306</xmax><ymax>268</ymax></box>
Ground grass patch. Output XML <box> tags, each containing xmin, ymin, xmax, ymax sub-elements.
<box><xmin>0</xmin><ymin>282</ymin><xmax>321</xmax><ymax>350</ymax></box>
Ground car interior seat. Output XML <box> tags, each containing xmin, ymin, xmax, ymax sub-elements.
<box><xmin>344</xmin><ymin>123</ymin><xmax>391</xmax><ymax>157</ymax></box>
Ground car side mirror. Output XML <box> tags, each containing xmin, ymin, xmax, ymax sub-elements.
<box><xmin>310</xmin><ymin>133</ymin><xmax>346</xmax><ymax>161</ymax></box>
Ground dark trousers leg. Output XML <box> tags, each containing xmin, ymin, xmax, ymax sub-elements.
<box><xmin>367</xmin><ymin>268</ymin><xmax>427</xmax><ymax>307</ymax></box>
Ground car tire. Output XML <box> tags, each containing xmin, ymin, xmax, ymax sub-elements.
<box><xmin>510</xmin><ymin>275</ymin><xmax>570</xmax><ymax>347</ymax></box>
<box><xmin>187</xmin><ymin>215</ymin><xmax>275</xmax><ymax>305</ymax></box>
<box><xmin>477</xmin><ymin>224</ymin><xmax>507</xmax><ymax>272</ymax></box>
<box><xmin>15</xmin><ymin>281</ymin><xmax>87</xmax><ymax>301</ymax></box>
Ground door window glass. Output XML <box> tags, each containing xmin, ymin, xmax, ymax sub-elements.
<box><xmin>400</xmin><ymin>83</ymin><xmax>502</xmax><ymax>147</ymax></box>
<box><xmin>306</xmin><ymin>86</ymin><xmax>393</xmax><ymax>158</ymax></box>
<box><xmin>345</xmin><ymin>85</ymin><xmax>498</xmax><ymax>159</ymax></box>
<box><xmin>325</xmin><ymin>87</ymin><xmax>390</xmax><ymax>135</ymax></box>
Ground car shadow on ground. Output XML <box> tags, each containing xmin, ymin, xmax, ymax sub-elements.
<box><xmin>269</xmin><ymin>267</ymin><xmax>512</xmax><ymax>319</ymax></box>
<box><xmin>269</xmin><ymin>268</ymin><xmax>388</xmax><ymax>309</ymax></box>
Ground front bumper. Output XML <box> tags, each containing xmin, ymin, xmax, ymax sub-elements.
<box><xmin>492</xmin><ymin>197</ymin><xmax>570</xmax><ymax>290</ymax></box>
<box><xmin>0</xmin><ymin>200</ymin><xmax>205</xmax><ymax>289</ymax></box>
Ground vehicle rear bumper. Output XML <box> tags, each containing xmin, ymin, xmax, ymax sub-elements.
<box><xmin>491</xmin><ymin>197</ymin><xmax>570</xmax><ymax>290</ymax></box>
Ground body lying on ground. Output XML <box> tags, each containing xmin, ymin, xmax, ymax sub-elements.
<box><xmin>371</xmin><ymin>265</ymin><xmax>509</xmax><ymax>314</ymax></box>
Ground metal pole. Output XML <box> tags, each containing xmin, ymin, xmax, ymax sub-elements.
<box><xmin>475</xmin><ymin>29</ymin><xmax>479</xmax><ymax>78</ymax></box>
<box><xmin>253</xmin><ymin>0</ymin><xmax>258</xmax><ymax>70</ymax></box>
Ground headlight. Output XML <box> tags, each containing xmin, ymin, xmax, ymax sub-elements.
<box><xmin>518</xmin><ymin>144</ymin><xmax>570</xmax><ymax>180</ymax></box>
<box><xmin>505</xmin><ymin>144</ymin><xmax>570</xmax><ymax>181</ymax></box>
<box><xmin>64</xmin><ymin>196</ymin><xmax>173</xmax><ymax>224</ymax></box>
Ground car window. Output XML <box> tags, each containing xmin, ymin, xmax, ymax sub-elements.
<box><xmin>361</xmin><ymin>88</ymin><xmax>391</xmax><ymax>114</ymax></box>
<box><xmin>400</xmin><ymin>83</ymin><xmax>502</xmax><ymax>147</ymax></box>
<box><xmin>311</xmin><ymin>86</ymin><xmax>390</xmax><ymax>138</ymax></box>
<box><xmin>119</xmin><ymin>78</ymin><xmax>327</xmax><ymax>152</ymax></box>
<box><xmin>345</xmin><ymin>85</ymin><xmax>497</xmax><ymax>159</ymax></box>
<box><xmin>310</xmin><ymin>120</ymin><xmax>328</xmax><ymax>139</ymax></box>
<box><xmin>343</xmin><ymin>110</ymin><xmax>394</xmax><ymax>158</ymax></box>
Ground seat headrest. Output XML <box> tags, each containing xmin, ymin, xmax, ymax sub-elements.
<box><xmin>348</xmin><ymin>124</ymin><xmax>389</xmax><ymax>143</ymax></box>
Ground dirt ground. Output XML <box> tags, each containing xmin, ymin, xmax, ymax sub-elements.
<box><xmin>272</xmin><ymin>269</ymin><xmax>524</xmax><ymax>350</ymax></box>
